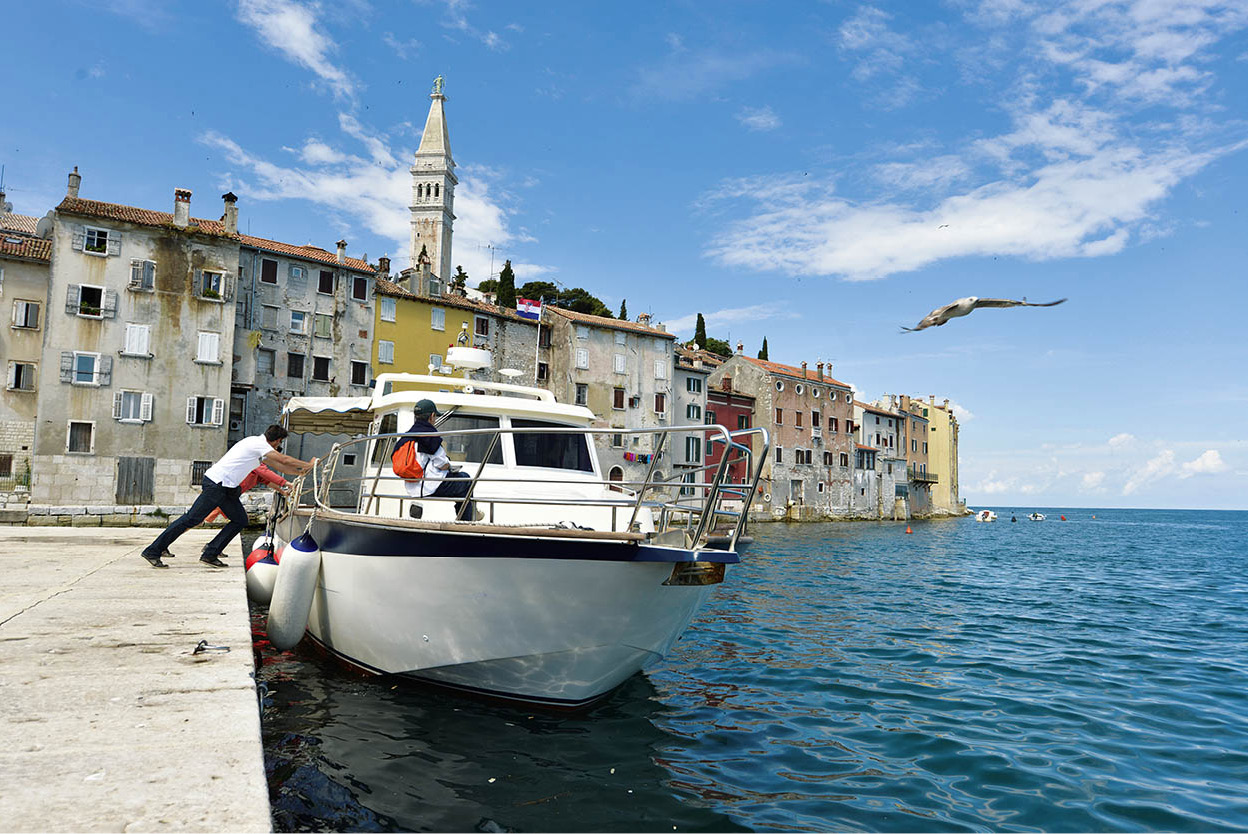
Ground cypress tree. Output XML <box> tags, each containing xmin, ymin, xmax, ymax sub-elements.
<box><xmin>758</xmin><ymin>337</ymin><xmax>769</xmax><ymax>360</ymax></box>
<box><xmin>619</xmin><ymin>299</ymin><xmax>628</xmax><ymax>320</ymax></box>
<box><xmin>694</xmin><ymin>313</ymin><xmax>707</xmax><ymax>348</ymax></box>
<box><xmin>496</xmin><ymin>260</ymin><xmax>517</xmax><ymax>309</ymax></box>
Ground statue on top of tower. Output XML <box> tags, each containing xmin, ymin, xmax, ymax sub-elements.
<box><xmin>432</xmin><ymin>75</ymin><xmax>445</xmax><ymax>96</ymax></box>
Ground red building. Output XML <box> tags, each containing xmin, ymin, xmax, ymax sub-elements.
<box><xmin>704</xmin><ymin>374</ymin><xmax>757</xmax><ymax>486</ymax></box>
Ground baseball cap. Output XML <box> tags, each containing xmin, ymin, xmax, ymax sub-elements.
<box><xmin>414</xmin><ymin>398</ymin><xmax>440</xmax><ymax>416</ymax></box>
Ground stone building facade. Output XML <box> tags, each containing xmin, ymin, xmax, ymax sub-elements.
<box><xmin>231</xmin><ymin>233</ymin><xmax>378</xmax><ymax>506</ymax></box>
<box><xmin>32</xmin><ymin>173</ymin><xmax>240</xmax><ymax>507</ymax></box>
<box><xmin>0</xmin><ymin>228</ymin><xmax>51</xmax><ymax>493</ymax></box>
<box><xmin>672</xmin><ymin>346</ymin><xmax>711</xmax><ymax>495</ymax></box>
<box><xmin>409</xmin><ymin>78</ymin><xmax>457</xmax><ymax>283</ymax></box>
<box><xmin>539</xmin><ymin>307</ymin><xmax>675</xmax><ymax>489</ymax></box>
<box><xmin>710</xmin><ymin>355</ymin><xmax>855</xmax><ymax>520</ymax></box>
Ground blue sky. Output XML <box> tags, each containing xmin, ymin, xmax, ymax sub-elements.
<box><xmin>3</xmin><ymin>0</ymin><xmax>1246</xmax><ymax>509</ymax></box>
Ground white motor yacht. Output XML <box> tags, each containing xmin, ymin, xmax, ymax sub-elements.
<box><xmin>264</xmin><ymin>355</ymin><xmax>767</xmax><ymax>709</ymax></box>
<box><xmin>975</xmin><ymin>509</ymin><xmax>998</xmax><ymax>522</ymax></box>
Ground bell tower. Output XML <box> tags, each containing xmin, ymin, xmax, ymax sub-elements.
<box><xmin>409</xmin><ymin>75</ymin><xmax>457</xmax><ymax>284</ymax></box>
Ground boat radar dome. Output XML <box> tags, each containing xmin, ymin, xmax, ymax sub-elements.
<box><xmin>446</xmin><ymin>346</ymin><xmax>492</xmax><ymax>370</ymax></box>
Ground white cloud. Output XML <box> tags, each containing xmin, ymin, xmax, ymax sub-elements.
<box><xmin>1108</xmin><ymin>432</ymin><xmax>1136</xmax><ymax>449</ymax></box>
<box><xmin>1180</xmin><ymin>449</ymin><xmax>1227</xmax><ymax>478</ymax></box>
<box><xmin>1081</xmin><ymin>471</ymin><xmax>1106</xmax><ymax>490</ymax></box>
<box><xmin>201</xmin><ymin>123</ymin><xmax>545</xmax><ymax>283</ymax></box>
<box><xmin>736</xmin><ymin>106</ymin><xmax>781</xmax><ymax>132</ymax></box>
<box><xmin>1123</xmin><ymin>449</ymin><xmax>1175</xmax><ymax>495</ymax></box>
<box><xmin>947</xmin><ymin>399</ymin><xmax>975</xmax><ymax>421</ymax></box>
<box><xmin>665</xmin><ymin>303</ymin><xmax>800</xmax><ymax>337</ymax></box>
<box><xmin>701</xmin><ymin>0</ymin><xmax>1248</xmax><ymax>280</ymax></box>
<box><xmin>237</xmin><ymin>0</ymin><xmax>356</xmax><ymax>99</ymax></box>
<box><xmin>634</xmin><ymin>48</ymin><xmax>800</xmax><ymax>101</ymax></box>
<box><xmin>382</xmin><ymin>32</ymin><xmax>421</xmax><ymax>59</ymax></box>
<box><xmin>432</xmin><ymin>0</ymin><xmax>509</xmax><ymax>50</ymax></box>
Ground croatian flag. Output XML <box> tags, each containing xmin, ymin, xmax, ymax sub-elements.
<box><xmin>516</xmin><ymin>297</ymin><xmax>541</xmax><ymax>320</ymax></box>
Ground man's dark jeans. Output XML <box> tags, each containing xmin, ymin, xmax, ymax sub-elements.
<box><xmin>431</xmin><ymin>471</ymin><xmax>475</xmax><ymax>520</ymax></box>
<box><xmin>142</xmin><ymin>477</ymin><xmax>249</xmax><ymax>559</ymax></box>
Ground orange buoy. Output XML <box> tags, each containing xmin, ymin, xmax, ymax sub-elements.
<box><xmin>905</xmin><ymin>526</ymin><xmax>912</xmax><ymax>534</ymax></box>
<box><xmin>1060</xmin><ymin>515</ymin><xmax>1067</xmax><ymax>521</ymax></box>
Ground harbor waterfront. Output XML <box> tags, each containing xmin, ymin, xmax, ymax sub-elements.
<box><xmin>254</xmin><ymin>509</ymin><xmax>1248</xmax><ymax>832</ymax></box>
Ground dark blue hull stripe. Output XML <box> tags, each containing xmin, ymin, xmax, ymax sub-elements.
<box><xmin>296</xmin><ymin>517</ymin><xmax>740</xmax><ymax>564</ymax></box>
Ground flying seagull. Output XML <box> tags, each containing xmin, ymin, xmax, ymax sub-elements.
<box><xmin>901</xmin><ymin>296</ymin><xmax>1067</xmax><ymax>332</ymax></box>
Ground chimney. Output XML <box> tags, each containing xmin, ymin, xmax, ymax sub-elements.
<box><xmin>943</xmin><ymin>398</ymin><xmax>950</xmax><ymax>409</ymax></box>
<box><xmin>221</xmin><ymin>192</ymin><xmax>238</xmax><ymax>235</ymax></box>
<box><xmin>735</xmin><ymin>341</ymin><xmax>743</xmax><ymax>355</ymax></box>
<box><xmin>637</xmin><ymin>312</ymin><xmax>652</xmax><ymax>326</ymax></box>
<box><xmin>173</xmin><ymin>188</ymin><xmax>191</xmax><ymax>227</ymax></box>
<box><xmin>929</xmin><ymin>394</ymin><xmax>935</xmax><ymax>404</ymax></box>
<box><xmin>336</xmin><ymin>239</ymin><xmax>347</xmax><ymax>264</ymax></box>
<box><xmin>816</xmin><ymin>361</ymin><xmax>824</xmax><ymax>381</ymax></box>
<box><xmin>801</xmin><ymin>361</ymin><xmax>808</xmax><ymax>378</ymax></box>
<box><xmin>378</xmin><ymin>255</ymin><xmax>391</xmax><ymax>277</ymax></box>
<box><xmin>67</xmin><ymin>166</ymin><xmax>82</xmax><ymax>199</ymax></box>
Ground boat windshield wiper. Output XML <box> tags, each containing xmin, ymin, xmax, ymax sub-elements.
<box><xmin>434</xmin><ymin>406</ymin><xmax>460</xmax><ymax>426</ymax></box>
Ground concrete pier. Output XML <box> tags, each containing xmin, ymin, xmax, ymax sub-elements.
<box><xmin>0</xmin><ymin>527</ymin><xmax>271</xmax><ymax>833</ymax></box>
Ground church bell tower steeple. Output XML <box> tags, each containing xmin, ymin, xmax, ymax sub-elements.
<box><xmin>410</xmin><ymin>75</ymin><xmax>457</xmax><ymax>286</ymax></box>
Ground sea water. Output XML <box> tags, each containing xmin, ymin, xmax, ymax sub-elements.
<box><xmin>252</xmin><ymin>509</ymin><xmax>1248</xmax><ymax>832</ymax></box>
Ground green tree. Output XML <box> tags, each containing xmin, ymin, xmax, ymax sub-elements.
<box><xmin>450</xmin><ymin>265</ymin><xmax>469</xmax><ymax>296</ymax></box>
<box><xmin>758</xmin><ymin>337</ymin><xmax>769</xmax><ymax>360</ymax></box>
<box><xmin>703</xmin><ymin>336</ymin><xmax>733</xmax><ymax>357</ymax></box>
<box><xmin>496</xmin><ymin>260</ymin><xmax>517</xmax><ymax>309</ymax></box>
<box><xmin>560</xmin><ymin>287</ymin><xmax>613</xmax><ymax>317</ymax></box>
<box><xmin>518</xmin><ymin>281</ymin><xmax>559</xmax><ymax>302</ymax></box>
<box><xmin>477</xmin><ymin>278</ymin><xmax>499</xmax><ymax>294</ymax></box>
<box><xmin>694</xmin><ymin>313</ymin><xmax>708</xmax><ymax>348</ymax></box>
<box><xmin>619</xmin><ymin>299</ymin><xmax>628</xmax><ymax>320</ymax></box>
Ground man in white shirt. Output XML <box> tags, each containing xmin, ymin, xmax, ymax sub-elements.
<box><xmin>140</xmin><ymin>424</ymin><xmax>316</xmax><ymax>569</ymax></box>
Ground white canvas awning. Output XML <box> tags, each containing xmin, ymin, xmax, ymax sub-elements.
<box><xmin>281</xmin><ymin>396</ymin><xmax>375</xmax><ymax>435</ymax></box>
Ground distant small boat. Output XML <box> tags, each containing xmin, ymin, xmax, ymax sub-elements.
<box><xmin>1028</xmin><ymin>513</ymin><xmax>1046</xmax><ymax>522</ymax></box>
<box><xmin>975</xmin><ymin>509</ymin><xmax>997</xmax><ymax>523</ymax></box>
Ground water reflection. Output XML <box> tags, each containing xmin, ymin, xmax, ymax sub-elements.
<box><xmin>254</xmin><ymin>609</ymin><xmax>746</xmax><ymax>833</ymax></box>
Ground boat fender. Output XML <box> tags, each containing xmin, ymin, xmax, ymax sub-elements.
<box><xmin>245</xmin><ymin>536</ymin><xmax>282</xmax><ymax>605</ymax></box>
<box><xmin>266</xmin><ymin>532</ymin><xmax>321</xmax><ymax>651</ymax></box>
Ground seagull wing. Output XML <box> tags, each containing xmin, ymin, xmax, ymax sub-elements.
<box><xmin>972</xmin><ymin>297</ymin><xmax>1067</xmax><ymax>309</ymax></box>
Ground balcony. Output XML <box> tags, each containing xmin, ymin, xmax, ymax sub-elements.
<box><xmin>908</xmin><ymin>466</ymin><xmax>938</xmax><ymax>484</ymax></box>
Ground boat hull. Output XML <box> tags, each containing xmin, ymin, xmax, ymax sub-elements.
<box><xmin>276</xmin><ymin>515</ymin><xmax>728</xmax><ymax>707</ymax></box>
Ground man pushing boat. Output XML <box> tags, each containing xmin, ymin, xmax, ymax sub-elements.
<box><xmin>140</xmin><ymin>424</ymin><xmax>317</xmax><ymax>569</ymax></box>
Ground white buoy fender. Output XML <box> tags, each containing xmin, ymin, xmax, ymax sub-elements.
<box><xmin>244</xmin><ymin>535</ymin><xmax>281</xmax><ymax>605</ymax></box>
<box><xmin>266</xmin><ymin>532</ymin><xmax>321</xmax><ymax>650</ymax></box>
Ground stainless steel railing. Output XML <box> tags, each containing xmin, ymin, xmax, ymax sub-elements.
<box><xmin>280</xmin><ymin>423</ymin><xmax>769</xmax><ymax>552</ymax></box>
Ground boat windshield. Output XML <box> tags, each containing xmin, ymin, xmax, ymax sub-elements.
<box><xmin>511</xmin><ymin>418</ymin><xmax>594</xmax><ymax>472</ymax></box>
<box><xmin>441</xmin><ymin>414</ymin><xmax>504</xmax><ymax>464</ymax></box>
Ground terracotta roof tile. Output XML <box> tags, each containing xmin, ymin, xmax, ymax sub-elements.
<box><xmin>856</xmin><ymin>443</ymin><xmax>876</xmax><ymax>450</ymax></box>
<box><xmin>743</xmin><ymin>356</ymin><xmax>850</xmax><ymax>388</ymax></box>
<box><xmin>545</xmin><ymin>305</ymin><xmax>675</xmax><ymax>338</ymax></box>
<box><xmin>1</xmin><ymin>213</ymin><xmax>39</xmax><ymax>236</ymax></box>
<box><xmin>239</xmin><ymin>233</ymin><xmax>374</xmax><ymax>273</ymax></box>
<box><xmin>374</xmin><ymin>277</ymin><xmax>536</xmax><ymax>324</ymax></box>
<box><xmin>57</xmin><ymin>196</ymin><xmax>234</xmax><ymax>238</ymax></box>
<box><xmin>855</xmin><ymin>400</ymin><xmax>901</xmax><ymax>417</ymax></box>
<box><xmin>0</xmin><ymin>235</ymin><xmax>51</xmax><ymax>263</ymax></box>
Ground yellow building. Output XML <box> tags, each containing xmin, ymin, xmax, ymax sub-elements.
<box><xmin>372</xmin><ymin>277</ymin><xmax>538</xmax><ymax>381</ymax></box>
<box><xmin>923</xmin><ymin>396</ymin><xmax>962</xmax><ymax>515</ymax></box>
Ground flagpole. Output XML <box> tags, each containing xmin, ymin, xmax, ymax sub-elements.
<box><xmin>532</xmin><ymin>298</ymin><xmax>543</xmax><ymax>386</ymax></box>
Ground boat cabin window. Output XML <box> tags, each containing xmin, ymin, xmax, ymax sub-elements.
<box><xmin>369</xmin><ymin>413</ymin><xmax>399</xmax><ymax>466</ymax></box>
<box><xmin>439</xmin><ymin>415</ymin><xmax>504</xmax><ymax>464</ymax></box>
<box><xmin>511</xmin><ymin>419</ymin><xmax>594</xmax><ymax>472</ymax></box>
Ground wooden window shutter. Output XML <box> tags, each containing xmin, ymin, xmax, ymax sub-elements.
<box><xmin>140</xmin><ymin>392</ymin><xmax>154</xmax><ymax>422</ymax></box>
<box><xmin>186</xmin><ymin>397</ymin><xmax>197</xmax><ymax>424</ymax></box>
<box><xmin>106</xmin><ymin>234</ymin><xmax>121</xmax><ymax>256</ymax></box>
<box><xmin>6</xmin><ymin>362</ymin><xmax>16</xmax><ymax>389</ymax></box>
<box><xmin>71</xmin><ymin>227</ymin><xmax>85</xmax><ymax>251</ymax></box>
<box><xmin>102</xmin><ymin>289</ymin><xmax>118</xmax><ymax>318</ymax></box>
<box><xmin>211</xmin><ymin>398</ymin><xmax>225</xmax><ymax>426</ymax></box>
<box><xmin>59</xmin><ymin>351</ymin><xmax>73</xmax><ymax>383</ymax></box>
<box><xmin>65</xmin><ymin>284</ymin><xmax>81</xmax><ymax>314</ymax></box>
<box><xmin>97</xmin><ymin>356</ymin><xmax>113</xmax><ymax>386</ymax></box>
<box><xmin>113</xmin><ymin>392</ymin><xmax>124</xmax><ymax>419</ymax></box>
<box><xmin>10</xmin><ymin>300</ymin><xmax>18</xmax><ymax>326</ymax></box>
<box><xmin>224</xmin><ymin>273</ymin><xmax>234</xmax><ymax>300</ymax></box>
<box><xmin>193</xmin><ymin>269</ymin><xmax>203</xmax><ymax>294</ymax></box>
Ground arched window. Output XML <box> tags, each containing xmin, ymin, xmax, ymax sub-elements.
<box><xmin>417</xmin><ymin>184</ymin><xmax>425</xmax><ymax>200</ymax></box>
<box><xmin>434</xmin><ymin>183</ymin><xmax>440</xmax><ymax>198</ymax></box>
<box><xmin>608</xmin><ymin>466</ymin><xmax>624</xmax><ymax>491</ymax></box>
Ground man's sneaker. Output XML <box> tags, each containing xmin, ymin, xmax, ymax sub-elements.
<box><xmin>200</xmin><ymin>555</ymin><xmax>229</xmax><ymax>568</ymax></box>
<box><xmin>140</xmin><ymin>552</ymin><xmax>168</xmax><ymax>569</ymax></box>
<box><xmin>472</xmin><ymin>509</ymin><xmax>485</xmax><ymax>521</ymax></box>
<box><xmin>160</xmin><ymin>550</ymin><xmax>176</xmax><ymax>559</ymax></box>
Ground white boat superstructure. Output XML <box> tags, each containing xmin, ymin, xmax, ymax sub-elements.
<box><xmin>265</xmin><ymin>368</ymin><xmax>768</xmax><ymax>708</ymax></box>
<box><xmin>1029</xmin><ymin>512</ymin><xmax>1046</xmax><ymax>521</ymax></box>
<box><xmin>975</xmin><ymin>509</ymin><xmax>998</xmax><ymax>522</ymax></box>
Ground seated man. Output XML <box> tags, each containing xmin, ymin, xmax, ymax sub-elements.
<box><xmin>394</xmin><ymin>399</ymin><xmax>482</xmax><ymax>521</ymax></box>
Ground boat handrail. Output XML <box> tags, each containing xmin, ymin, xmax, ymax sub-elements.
<box><xmin>372</xmin><ymin>372</ymin><xmax>556</xmax><ymax>403</ymax></box>
<box><xmin>281</xmin><ymin>422</ymin><xmax>769</xmax><ymax>551</ymax></box>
